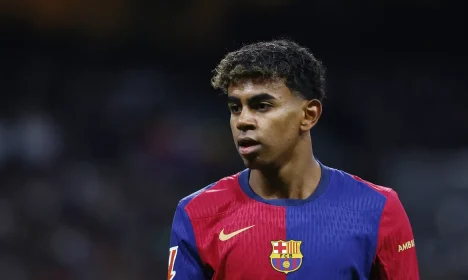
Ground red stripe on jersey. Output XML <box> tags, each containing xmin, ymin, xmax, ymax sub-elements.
<box><xmin>185</xmin><ymin>174</ymin><xmax>287</xmax><ymax>280</ymax></box>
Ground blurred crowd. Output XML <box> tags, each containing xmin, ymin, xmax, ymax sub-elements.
<box><xmin>1</xmin><ymin>43</ymin><xmax>467</xmax><ymax>280</ymax></box>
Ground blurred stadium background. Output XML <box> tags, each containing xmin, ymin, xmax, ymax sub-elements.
<box><xmin>1</xmin><ymin>0</ymin><xmax>467</xmax><ymax>279</ymax></box>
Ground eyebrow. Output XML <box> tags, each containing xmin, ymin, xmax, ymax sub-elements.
<box><xmin>227</xmin><ymin>93</ymin><xmax>277</xmax><ymax>104</ymax></box>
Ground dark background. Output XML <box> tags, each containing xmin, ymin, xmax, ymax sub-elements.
<box><xmin>1</xmin><ymin>0</ymin><xmax>467</xmax><ymax>279</ymax></box>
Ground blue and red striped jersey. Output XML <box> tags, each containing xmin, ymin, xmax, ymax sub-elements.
<box><xmin>168</xmin><ymin>163</ymin><xmax>419</xmax><ymax>279</ymax></box>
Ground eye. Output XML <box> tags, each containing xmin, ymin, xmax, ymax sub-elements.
<box><xmin>256</xmin><ymin>103</ymin><xmax>271</xmax><ymax>112</ymax></box>
<box><xmin>229</xmin><ymin>104</ymin><xmax>242</xmax><ymax>114</ymax></box>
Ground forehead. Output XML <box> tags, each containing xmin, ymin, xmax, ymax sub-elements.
<box><xmin>227</xmin><ymin>79</ymin><xmax>293</xmax><ymax>100</ymax></box>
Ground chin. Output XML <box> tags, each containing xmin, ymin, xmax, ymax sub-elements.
<box><xmin>241</xmin><ymin>155</ymin><xmax>270</xmax><ymax>169</ymax></box>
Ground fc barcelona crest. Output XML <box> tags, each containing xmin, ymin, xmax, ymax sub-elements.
<box><xmin>270</xmin><ymin>240</ymin><xmax>303</xmax><ymax>274</ymax></box>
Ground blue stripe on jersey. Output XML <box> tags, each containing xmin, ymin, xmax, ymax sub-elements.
<box><xmin>286</xmin><ymin>171</ymin><xmax>386</xmax><ymax>279</ymax></box>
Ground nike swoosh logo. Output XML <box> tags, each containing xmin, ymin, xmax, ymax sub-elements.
<box><xmin>219</xmin><ymin>225</ymin><xmax>255</xmax><ymax>241</ymax></box>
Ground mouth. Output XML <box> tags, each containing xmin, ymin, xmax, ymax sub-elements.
<box><xmin>237</xmin><ymin>138</ymin><xmax>261</xmax><ymax>156</ymax></box>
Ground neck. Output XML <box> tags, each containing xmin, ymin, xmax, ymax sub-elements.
<box><xmin>249</xmin><ymin>137</ymin><xmax>322</xmax><ymax>200</ymax></box>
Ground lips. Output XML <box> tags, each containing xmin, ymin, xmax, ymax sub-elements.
<box><xmin>237</xmin><ymin>137</ymin><xmax>259</xmax><ymax>147</ymax></box>
<box><xmin>237</xmin><ymin>137</ymin><xmax>261</xmax><ymax>156</ymax></box>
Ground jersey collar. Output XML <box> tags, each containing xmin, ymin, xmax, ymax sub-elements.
<box><xmin>238</xmin><ymin>160</ymin><xmax>331</xmax><ymax>206</ymax></box>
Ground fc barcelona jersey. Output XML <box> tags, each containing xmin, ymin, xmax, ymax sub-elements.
<box><xmin>168</xmin><ymin>164</ymin><xmax>419</xmax><ymax>279</ymax></box>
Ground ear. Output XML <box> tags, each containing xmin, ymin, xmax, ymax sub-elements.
<box><xmin>300</xmin><ymin>99</ymin><xmax>322</xmax><ymax>132</ymax></box>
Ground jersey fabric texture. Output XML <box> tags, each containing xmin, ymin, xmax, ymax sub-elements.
<box><xmin>168</xmin><ymin>163</ymin><xmax>419</xmax><ymax>280</ymax></box>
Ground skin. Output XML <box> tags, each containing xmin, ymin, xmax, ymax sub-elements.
<box><xmin>227</xmin><ymin>78</ymin><xmax>323</xmax><ymax>200</ymax></box>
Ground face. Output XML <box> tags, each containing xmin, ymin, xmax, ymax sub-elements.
<box><xmin>227</xmin><ymin>79</ymin><xmax>321</xmax><ymax>168</ymax></box>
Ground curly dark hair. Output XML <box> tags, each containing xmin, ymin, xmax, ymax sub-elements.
<box><xmin>211</xmin><ymin>39</ymin><xmax>326</xmax><ymax>101</ymax></box>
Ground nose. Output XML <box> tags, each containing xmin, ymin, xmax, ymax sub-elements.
<box><xmin>236</xmin><ymin>109</ymin><xmax>256</xmax><ymax>132</ymax></box>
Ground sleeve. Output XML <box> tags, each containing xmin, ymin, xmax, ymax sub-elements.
<box><xmin>371</xmin><ymin>190</ymin><xmax>420</xmax><ymax>280</ymax></box>
<box><xmin>168</xmin><ymin>202</ymin><xmax>208</xmax><ymax>280</ymax></box>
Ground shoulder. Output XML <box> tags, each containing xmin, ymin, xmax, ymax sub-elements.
<box><xmin>178</xmin><ymin>172</ymin><xmax>245</xmax><ymax>219</ymax></box>
<box><xmin>325</xmin><ymin>167</ymin><xmax>398</xmax><ymax>211</ymax></box>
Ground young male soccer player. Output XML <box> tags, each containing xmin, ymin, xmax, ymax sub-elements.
<box><xmin>168</xmin><ymin>40</ymin><xmax>419</xmax><ymax>279</ymax></box>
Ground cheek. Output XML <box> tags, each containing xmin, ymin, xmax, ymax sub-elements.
<box><xmin>281</xmin><ymin>113</ymin><xmax>301</xmax><ymax>141</ymax></box>
<box><xmin>230</xmin><ymin>118</ymin><xmax>238</xmax><ymax>134</ymax></box>
<box><xmin>279</xmin><ymin>110</ymin><xmax>301</xmax><ymax>132</ymax></box>
<box><xmin>267</xmin><ymin>112</ymin><xmax>300</xmax><ymax>142</ymax></box>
